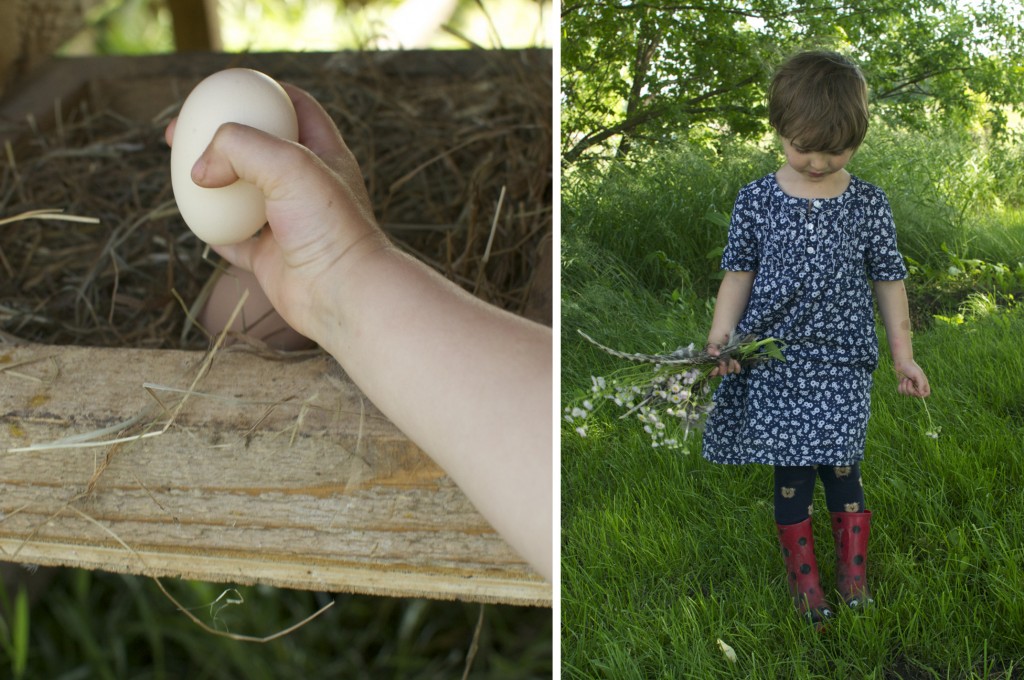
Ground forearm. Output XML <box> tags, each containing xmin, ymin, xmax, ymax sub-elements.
<box><xmin>313</xmin><ymin>246</ymin><xmax>553</xmax><ymax>580</ymax></box>
<box><xmin>708</xmin><ymin>270</ymin><xmax>755</xmax><ymax>345</ymax></box>
<box><xmin>872</xmin><ymin>279</ymin><xmax>915</xmax><ymax>362</ymax></box>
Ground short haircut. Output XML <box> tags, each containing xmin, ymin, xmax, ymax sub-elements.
<box><xmin>767</xmin><ymin>50</ymin><xmax>869</xmax><ymax>152</ymax></box>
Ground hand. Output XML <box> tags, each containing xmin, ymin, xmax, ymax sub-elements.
<box><xmin>707</xmin><ymin>343</ymin><xmax>742</xmax><ymax>377</ymax></box>
<box><xmin>165</xmin><ymin>83</ymin><xmax>390</xmax><ymax>348</ymax></box>
<box><xmin>894</xmin><ymin>358</ymin><xmax>930</xmax><ymax>398</ymax></box>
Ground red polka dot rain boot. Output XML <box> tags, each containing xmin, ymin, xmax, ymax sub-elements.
<box><xmin>776</xmin><ymin>518</ymin><xmax>834</xmax><ymax>627</ymax></box>
<box><xmin>830</xmin><ymin>510</ymin><xmax>874</xmax><ymax>608</ymax></box>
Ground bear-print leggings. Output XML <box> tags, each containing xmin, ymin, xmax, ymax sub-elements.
<box><xmin>773</xmin><ymin>463</ymin><xmax>865</xmax><ymax>525</ymax></box>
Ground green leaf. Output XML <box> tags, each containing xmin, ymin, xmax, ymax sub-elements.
<box><xmin>12</xmin><ymin>587</ymin><xmax>28</xmax><ymax>680</ymax></box>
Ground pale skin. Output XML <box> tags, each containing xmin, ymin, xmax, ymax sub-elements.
<box><xmin>707</xmin><ymin>137</ymin><xmax>931</xmax><ymax>399</ymax></box>
<box><xmin>165</xmin><ymin>84</ymin><xmax>553</xmax><ymax>580</ymax></box>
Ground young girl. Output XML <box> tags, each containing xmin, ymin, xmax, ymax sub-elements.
<box><xmin>702</xmin><ymin>50</ymin><xmax>930</xmax><ymax>625</ymax></box>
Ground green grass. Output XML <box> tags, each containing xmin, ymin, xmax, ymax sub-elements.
<box><xmin>0</xmin><ymin>570</ymin><xmax>551</xmax><ymax>678</ymax></box>
<box><xmin>562</xmin><ymin>126</ymin><xmax>1024</xmax><ymax>678</ymax></box>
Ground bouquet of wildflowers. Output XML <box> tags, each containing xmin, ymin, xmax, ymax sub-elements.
<box><xmin>565</xmin><ymin>331</ymin><xmax>786</xmax><ymax>452</ymax></box>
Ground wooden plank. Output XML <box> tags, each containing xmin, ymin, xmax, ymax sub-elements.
<box><xmin>0</xmin><ymin>50</ymin><xmax>552</xmax><ymax>146</ymax></box>
<box><xmin>168</xmin><ymin>0</ymin><xmax>222</xmax><ymax>52</ymax></box>
<box><xmin>0</xmin><ymin>342</ymin><xmax>550</xmax><ymax>607</ymax></box>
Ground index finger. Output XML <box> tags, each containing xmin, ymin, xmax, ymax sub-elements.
<box><xmin>165</xmin><ymin>117</ymin><xmax>177</xmax><ymax>146</ymax></box>
<box><xmin>280</xmin><ymin>82</ymin><xmax>348</xmax><ymax>159</ymax></box>
<box><xmin>279</xmin><ymin>82</ymin><xmax>369</xmax><ymax>197</ymax></box>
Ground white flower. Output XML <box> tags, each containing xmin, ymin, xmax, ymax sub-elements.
<box><xmin>575</xmin><ymin>426</ymin><xmax>587</xmax><ymax>438</ymax></box>
<box><xmin>717</xmin><ymin>639</ymin><xmax>738</xmax><ymax>663</ymax></box>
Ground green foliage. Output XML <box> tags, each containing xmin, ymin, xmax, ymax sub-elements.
<box><xmin>5</xmin><ymin>571</ymin><xmax>549</xmax><ymax>679</ymax></box>
<box><xmin>906</xmin><ymin>246</ymin><xmax>1023</xmax><ymax>327</ymax></box>
<box><xmin>562</xmin><ymin>137</ymin><xmax>777</xmax><ymax>298</ymax></box>
<box><xmin>74</xmin><ymin>0</ymin><xmax>548</xmax><ymax>55</ymax></box>
<box><xmin>82</xmin><ymin>0</ymin><xmax>176</xmax><ymax>54</ymax></box>
<box><xmin>562</xmin><ymin>0</ymin><xmax>1024</xmax><ymax>163</ymax></box>
<box><xmin>0</xmin><ymin>585</ymin><xmax>30</xmax><ymax>680</ymax></box>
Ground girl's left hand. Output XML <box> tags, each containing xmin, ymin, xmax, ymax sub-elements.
<box><xmin>894</xmin><ymin>358</ymin><xmax>931</xmax><ymax>398</ymax></box>
<box><xmin>707</xmin><ymin>344</ymin><xmax>742</xmax><ymax>377</ymax></box>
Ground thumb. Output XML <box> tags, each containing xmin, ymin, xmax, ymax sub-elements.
<box><xmin>190</xmin><ymin>122</ymin><xmax>304</xmax><ymax>196</ymax></box>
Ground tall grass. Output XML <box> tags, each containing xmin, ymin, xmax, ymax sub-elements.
<box><xmin>0</xmin><ymin>571</ymin><xmax>551</xmax><ymax>678</ymax></box>
<box><xmin>562</xmin><ymin>123</ymin><xmax>1024</xmax><ymax>677</ymax></box>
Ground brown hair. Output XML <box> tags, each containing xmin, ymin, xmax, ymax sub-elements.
<box><xmin>767</xmin><ymin>50</ymin><xmax>869</xmax><ymax>152</ymax></box>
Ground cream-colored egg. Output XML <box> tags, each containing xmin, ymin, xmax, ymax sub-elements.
<box><xmin>170</xmin><ymin>68</ymin><xmax>298</xmax><ymax>245</ymax></box>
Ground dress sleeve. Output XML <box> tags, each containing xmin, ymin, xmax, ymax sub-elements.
<box><xmin>720</xmin><ymin>187</ymin><xmax>758</xmax><ymax>271</ymax></box>
<box><xmin>865</xmin><ymin>189</ymin><xmax>908</xmax><ymax>281</ymax></box>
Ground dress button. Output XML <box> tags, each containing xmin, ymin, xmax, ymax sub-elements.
<box><xmin>807</xmin><ymin>246</ymin><xmax>815</xmax><ymax>254</ymax></box>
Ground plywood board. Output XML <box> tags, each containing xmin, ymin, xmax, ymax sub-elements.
<box><xmin>0</xmin><ymin>342</ymin><xmax>550</xmax><ymax>607</ymax></box>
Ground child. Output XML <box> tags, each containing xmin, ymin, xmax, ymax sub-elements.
<box><xmin>165</xmin><ymin>83</ymin><xmax>553</xmax><ymax>581</ymax></box>
<box><xmin>702</xmin><ymin>50</ymin><xmax>930</xmax><ymax>625</ymax></box>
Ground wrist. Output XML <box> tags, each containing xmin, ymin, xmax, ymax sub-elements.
<box><xmin>304</xmin><ymin>230</ymin><xmax>393</xmax><ymax>352</ymax></box>
<box><xmin>892</xmin><ymin>354</ymin><xmax>916</xmax><ymax>370</ymax></box>
<box><xmin>707</xmin><ymin>329</ymin><xmax>732</xmax><ymax>347</ymax></box>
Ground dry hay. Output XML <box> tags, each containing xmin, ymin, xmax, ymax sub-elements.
<box><xmin>0</xmin><ymin>50</ymin><xmax>552</xmax><ymax>348</ymax></box>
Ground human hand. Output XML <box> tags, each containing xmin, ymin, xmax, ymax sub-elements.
<box><xmin>894</xmin><ymin>358</ymin><xmax>930</xmax><ymax>398</ymax></box>
<box><xmin>165</xmin><ymin>83</ymin><xmax>390</xmax><ymax>347</ymax></box>
<box><xmin>707</xmin><ymin>343</ymin><xmax>742</xmax><ymax>377</ymax></box>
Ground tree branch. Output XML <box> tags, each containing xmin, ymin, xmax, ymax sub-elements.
<box><xmin>873</xmin><ymin>66</ymin><xmax>972</xmax><ymax>100</ymax></box>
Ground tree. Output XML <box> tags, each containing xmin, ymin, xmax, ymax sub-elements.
<box><xmin>561</xmin><ymin>0</ymin><xmax>1024</xmax><ymax>164</ymax></box>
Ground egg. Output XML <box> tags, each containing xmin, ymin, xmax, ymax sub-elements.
<box><xmin>170</xmin><ymin>68</ymin><xmax>298</xmax><ymax>245</ymax></box>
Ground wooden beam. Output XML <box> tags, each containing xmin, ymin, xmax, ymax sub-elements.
<box><xmin>0</xmin><ymin>343</ymin><xmax>549</xmax><ymax>607</ymax></box>
<box><xmin>168</xmin><ymin>0</ymin><xmax>222</xmax><ymax>52</ymax></box>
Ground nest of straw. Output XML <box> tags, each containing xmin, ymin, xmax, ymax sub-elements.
<box><xmin>0</xmin><ymin>50</ymin><xmax>552</xmax><ymax>348</ymax></box>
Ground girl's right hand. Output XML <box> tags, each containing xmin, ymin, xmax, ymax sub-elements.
<box><xmin>707</xmin><ymin>343</ymin><xmax>742</xmax><ymax>377</ymax></box>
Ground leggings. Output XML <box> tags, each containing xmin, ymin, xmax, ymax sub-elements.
<box><xmin>773</xmin><ymin>464</ymin><xmax>865</xmax><ymax>525</ymax></box>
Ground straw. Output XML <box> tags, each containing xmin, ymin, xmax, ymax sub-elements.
<box><xmin>1</xmin><ymin>52</ymin><xmax>552</xmax><ymax>347</ymax></box>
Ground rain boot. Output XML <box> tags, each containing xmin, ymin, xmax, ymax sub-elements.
<box><xmin>777</xmin><ymin>518</ymin><xmax>833</xmax><ymax>626</ymax></box>
<box><xmin>830</xmin><ymin>510</ymin><xmax>874</xmax><ymax>608</ymax></box>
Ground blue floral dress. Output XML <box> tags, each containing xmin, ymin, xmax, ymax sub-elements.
<box><xmin>701</xmin><ymin>173</ymin><xmax>907</xmax><ymax>466</ymax></box>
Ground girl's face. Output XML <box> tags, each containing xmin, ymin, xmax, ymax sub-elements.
<box><xmin>780</xmin><ymin>137</ymin><xmax>856</xmax><ymax>182</ymax></box>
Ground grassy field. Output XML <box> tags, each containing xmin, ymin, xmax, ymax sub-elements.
<box><xmin>0</xmin><ymin>570</ymin><xmax>551</xmax><ymax>678</ymax></box>
<box><xmin>561</xmin><ymin>123</ymin><xmax>1024</xmax><ymax>678</ymax></box>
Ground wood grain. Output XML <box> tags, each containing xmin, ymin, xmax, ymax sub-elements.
<box><xmin>0</xmin><ymin>342</ymin><xmax>550</xmax><ymax>606</ymax></box>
